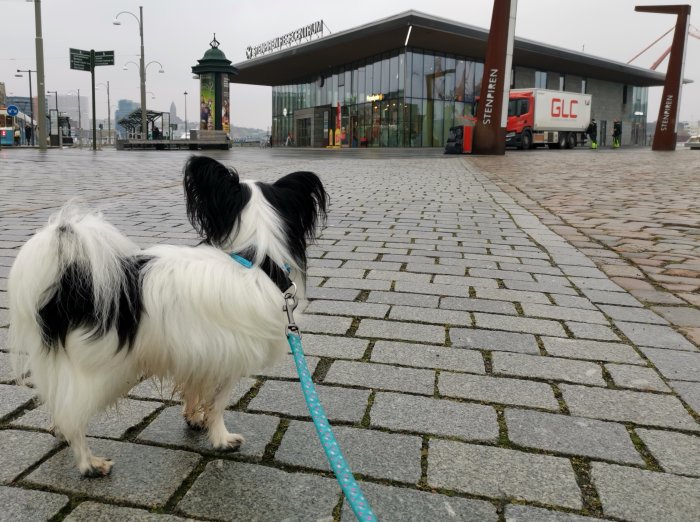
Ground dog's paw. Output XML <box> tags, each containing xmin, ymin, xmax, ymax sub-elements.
<box><xmin>211</xmin><ymin>432</ymin><xmax>245</xmax><ymax>451</ymax></box>
<box><xmin>48</xmin><ymin>424</ymin><xmax>65</xmax><ymax>442</ymax></box>
<box><xmin>81</xmin><ymin>456</ymin><xmax>114</xmax><ymax>478</ymax></box>
<box><xmin>185</xmin><ymin>417</ymin><xmax>205</xmax><ymax>431</ymax></box>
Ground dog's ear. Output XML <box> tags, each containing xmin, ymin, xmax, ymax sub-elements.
<box><xmin>272</xmin><ymin>171</ymin><xmax>328</xmax><ymax>240</ymax></box>
<box><xmin>183</xmin><ymin>156</ymin><xmax>251</xmax><ymax>245</ymax></box>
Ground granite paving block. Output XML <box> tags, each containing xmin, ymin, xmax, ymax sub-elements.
<box><xmin>405</xmin><ymin>262</ymin><xmax>466</xmax><ymax>276</ymax></box>
<box><xmin>440</xmin><ymin>296</ymin><xmax>517</xmax><ymax>315</ymax></box>
<box><xmin>591</xmin><ymin>462</ymin><xmax>700</xmax><ymax>522</ymax></box>
<box><xmin>505</xmin><ymin>409</ymin><xmax>643</xmax><ymax>464</ymax></box>
<box><xmin>521</xmin><ymin>303</ymin><xmax>608</xmax><ymax>325</ymax></box>
<box><xmin>356</xmin><ymin>319</ymin><xmax>445</xmax><ymax>344</ymax></box>
<box><xmin>433</xmin><ymin>275</ymin><xmax>501</xmax><ymax>289</ymax></box>
<box><xmin>276</xmin><ymin>421</ymin><xmax>422</xmax><ymax>483</ymax></box>
<box><xmin>0</xmin><ymin>384</ymin><xmax>35</xmax><ymax>420</ymax></box>
<box><xmin>25</xmin><ymin>438</ymin><xmax>201</xmax><ymax>508</ymax></box>
<box><xmin>128</xmin><ymin>377</ymin><xmax>257</xmax><ymax>406</ymax></box>
<box><xmin>670</xmin><ymin>380</ymin><xmax>700</xmax><ymax>413</ymax></box>
<box><xmin>598</xmin><ymin>305</ymin><xmax>668</xmax><ymax>325</ymax></box>
<box><xmin>428</xmin><ymin>440</ymin><xmax>581</xmax><ymax>509</ymax></box>
<box><xmin>256</xmin><ymin>353</ymin><xmax>320</xmax><ymax>379</ymax></box>
<box><xmin>474</xmin><ymin>313</ymin><xmax>568</xmax><ymax>337</ymax></box>
<box><xmin>366</xmin><ymin>290</ymin><xmax>439</xmax><ymax>308</ymax></box>
<box><xmin>475</xmin><ymin>288</ymin><xmax>551</xmax><ymax>304</ymax></box>
<box><xmin>306</xmin><ymin>286</ymin><xmax>360</xmax><ymax>301</ymax></box>
<box><xmin>615</xmin><ymin>322</ymin><xmax>697</xmax><ymax>351</ymax></box>
<box><xmin>371</xmin><ymin>392</ymin><xmax>498</xmax><ymax>440</ymax></box>
<box><xmin>569</xmin><ymin>277</ymin><xmax>623</xmax><ymax>292</ymax></box>
<box><xmin>580</xmin><ymin>289</ymin><xmax>643</xmax><ymax>307</ymax></box>
<box><xmin>340</xmin><ymin>481</ymin><xmax>498</xmax><ymax>522</ymax></box>
<box><xmin>393</xmin><ymin>280</ymin><xmax>472</xmax><ymax>297</ymax></box>
<box><xmin>304</xmin><ymin>299</ymin><xmax>390</xmax><ymax>318</ymax></box>
<box><xmin>13</xmin><ymin>398</ymin><xmax>161</xmax><ymax>439</ymax></box>
<box><xmin>177</xmin><ymin>460</ymin><xmax>339</xmax><ymax>521</ymax></box>
<box><xmin>542</xmin><ymin>337</ymin><xmax>644</xmax><ymax>364</ymax></box>
<box><xmin>561</xmin><ymin>384</ymin><xmax>698</xmax><ymax>430</ymax></box>
<box><xmin>636</xmin><ymin>428</ymin><xmax>700</xmax><ymax>477</ymax></box>
<box><xmin>371</xmin><ymin>340</ymin><xmax>485</xmax><ymax>373</ymax></box>
<box><xmin>605</xmin><ymin>364</ymin><xmax>671</xmax><ymax>392</ymax></box>
<box><xmin>0</xmin><ymin>486</ymin><xmax>69</xmax><ymax>522</ymax></box>
<box><xmin>565</xmin><ymin>322</ymin><xmax>621</xmax><ymax>341</ymax></box>
<box><xmin>295</xmin><ymin>334</ymin><xmax>368</xmax><ymax>359</ymax></box>
<box><xmin>439</xmin><ymin>372</ymin><xmax>559</xmax><ymax>410</ymax></box>
<box><xmin>323</xmin><ymin>277</ymin><xmax>391</xmax><ymax>291</ymax></box>
<box><xmin>65</xmin><ymin>502</ymin><xmax>187</xmax><ymax>521</ymax></box>
<box><xmin>0</xmin><ymin>352</ymin><xmax>14</xmax><ymax>382</ymax></box>
<box><xmin>450</xmin><ymin>328</ymin><xmax>539</xmax><ymax>354</ymax></box>
<box><xmin>0</xmin><ymin>430</ymin><xmax>60</xmax><ymax>484</ymax></box>
<box><xmin>137</xmin><ymin>406</ymin><xmax>279</xmax><ymax>457</ymax></box>
<box><xmin>503</xmin><ymin>280</ymin><xmax>578</xmax><ymax>296</ymax></box>
<box><xmin>248</xmin><ymin>380</ymin><xmax>370</xmax><ymax>422</ymax></box>
<box><xmin>297</xmin><ymin>314</ymin><xmax>352</xmax><ymax>335</ymax></box>
<box><xmin>638</xmin><ymin>346</ymin><xmax>700</xmax><ymax>382</ymax></box>
<box><xmin>389</xmin><ymin>305</ymin><xmax>472</xmax><ymax>326</ymax></box>
<box><xmin>324</xmin><ymin>360</ymin><xmax>435</xmax><ymax>395</ymax></box>
<box><xmin>0</xmin><ymin>327</ymin><xmax>8</xmax><ymax>351</ymax></box>
<box><xmin>367</xmin><ymin>269</ymin><xmax>432</xmax><ymax>283</ymax></box>
<box><xmin>551</xmin><ymin>295</ymin><xmax>598</xmax><ymax>310</ymax></box>
<box><xmin>493</xmin><ymin>352</ymin><xmax>605</xmax><ymax>386</ymax></box>
<box><xmin>504</xmin><ymin>505</ymin><xmax>607</xmax><ymax>522</ymax></box>
<box><xmin>469</xmin><ymin>268</ymin><xmax>535</xmax><ymax>282</ymax></box>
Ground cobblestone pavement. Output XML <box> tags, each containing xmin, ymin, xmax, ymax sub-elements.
<box><xmin>470</xmin><ymin>149</ymin><xmax>700</xmax><ymax>347</ymax></box>
<box><xmin>0</xmin><ymin>148</ymin><xmax>698</xmax><ymax>521</ymax></box>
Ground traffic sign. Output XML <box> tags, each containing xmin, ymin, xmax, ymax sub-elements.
<box><xmin>6</xmin><ymin>105</ymin><xmax>19</xmax><ymax>116</ymax></box>
<box><xmin>70</xmin><ymin>48</ymin><xmax>91</xmax><ymax>71</ymax></box>
<box><xmin>94</xmin><ymin>51</ymin><xmax>114</xmax><ymax>67</ymax></box>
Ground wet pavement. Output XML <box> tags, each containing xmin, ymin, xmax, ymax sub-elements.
<box><xmin>0</xmin><ymin>146</ymin><xmax>698</xmax><ymax>521</ymax></box>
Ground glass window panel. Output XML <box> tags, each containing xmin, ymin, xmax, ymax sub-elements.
<box><xmin>373</xmin><ymin>58</ymin><xmax>382</xmax><ymax>95</ymax></box>
<box><xmin>423</xmin><ymin>52</ymin><xmax>435</xmax><ymax>100</ymax></box>
<box><xmin>411</xmin><ymin>52</ymin><xmax>423</xmax><ymax>99</ymax></box>
<box><xmin>404</xmin><ymin>52</ymin><xmax>412</xmax><ymax>98</ymax></box>
<box><xmin>381</xmin><ymin>53</ymin><xmax>391</xmax><ymax>95</ymax></box>
<box><xmin>371</xmin><ymin>98</ymin><xmax>381</xmax><ymax>146</ymax></box>
<box><xmin>345</xmin><ymin>70</ymin><xmax>352</xmax><ymax>103</ymax></box>
<box><xmin>365</xmin><ymin>61</ymin><xmax>373</xmax><ymax>99</ymax></box>
<box><xmin>332</xmin><ymin>73</ymin><xmax>339</xmax><ymax>104</ymax></box>
<box><xmin>434</xmin><ymin>54</ymin><xmax>446</xmax><ymax>100</ymax></box>
<box><xmin>445</xmin><ymin>56</ymin><xmax>456</xmax><ymax>101</ymax></box>
<box><xmin>471</xmin><ymin>62</ymin><xmax>483</xmax><ymax>102</ymax></box>
<box><xmin>358</xmin><ymin>65</ymin><xmax>366</xmax><ymax>103</ymax></box>
<box><xmin>408</xmin><ymin>98</ymin><xmax>422</xmax><ymax>147</ymax></box>
<box><xmin>443</xmin><ymin>100</ymin><xmax>454</xmax><ymax>144</ymax></box>
<box><xmin>455</xmin><ymin>60</ymin><xmax>466</xmax><ymax>102</ymax></box>
<box><xmin>389</xmin><ymin>53</ymin><xmax>399</xmax><ymax>96</ymax></box>
<box><xmin>398</xmin><ymin>52</ymin><xmax>405</xmax><ymax>99</ymax></box>
<box><xmin>433</xmin><ymin>100</ymin><xmax>444</xmax><ymax>147</ymax></box>
<box><xmin>422</xmin><ymin>99</ymin><xmax>433</xmax><ymax>147</ymax></box>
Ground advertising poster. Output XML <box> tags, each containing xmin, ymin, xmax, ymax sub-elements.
<box><xmin>200</xmin><ymin>73</ymin><xmax>215</xmax><ymax>130</ymax></box>
<box><xmin>222</xmin><ymin>75</ymin><xmax>230</xmax><ymax>134</ymax></box>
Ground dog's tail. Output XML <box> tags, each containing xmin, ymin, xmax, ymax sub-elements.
<box><xmin>9</xmin><ymin>204</ymin><xmax>143</xmax><ymax>372</ymax></box>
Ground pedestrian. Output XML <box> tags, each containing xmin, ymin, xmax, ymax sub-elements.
<box><xmin>586</xmin><ymin>119</ymin><xmax>598</xmax><ymax>149</ymax></box>
<box><xmin>14</xmin><ymin>126</ymin><xmax>21</xmax><ymax>146</ymax></box>
<box><xmin>285</xmin><ymin>133</ymin><xmax>293</xmax><ymax>146</ymax></box>
<box><xmin>612</xmin><ymin>121</ymin><xmax>622</xmax><ymax>148</ymax></box>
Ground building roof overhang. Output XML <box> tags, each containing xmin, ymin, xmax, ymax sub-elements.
<box><xmin>232</xmin><ymin>10</ymin><xmax>670</xmax><ymax>88</ymax></box>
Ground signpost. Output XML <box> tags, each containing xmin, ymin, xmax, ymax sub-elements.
<box><xmin>69</xmin><ymin>48</ymin><xmax>114</xmax><ymax>150</ymax></box>
<box><xmin>6</xmin><ymin>105</ymin><xmax>19</xmax><ymax>117</ymax></box>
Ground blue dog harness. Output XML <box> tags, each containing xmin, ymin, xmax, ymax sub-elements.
<box><xmin>230</xmin><ymin>252</ymin><xmax>378</xmax><ymax>521</ymax></box>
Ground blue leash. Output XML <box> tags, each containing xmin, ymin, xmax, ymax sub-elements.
<box><xmin>284</xmin><ymin>291</ymin><xmax>378</xmax><ymax>522</ymax></box>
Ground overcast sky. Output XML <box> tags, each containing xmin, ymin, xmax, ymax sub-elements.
<box><xmin>1</xmin><ymin>0</ymin><xmax>698</xmax><ymax>130</ymax></box>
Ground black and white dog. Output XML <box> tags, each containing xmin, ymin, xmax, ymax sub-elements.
<box><xmin>9</xmin><ymin>156</ymin><xmax>327</xmax><ymax>476</ymax></box>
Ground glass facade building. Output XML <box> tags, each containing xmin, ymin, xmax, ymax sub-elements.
<box><xmin>272</xmin><ymin>48</ymin><xmax>486</xmax><ymax>147</ymax></box>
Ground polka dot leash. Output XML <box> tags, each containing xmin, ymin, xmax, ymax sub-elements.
<box><xmin>287</xmin><ymin>331</ymin><xmax>378</xmax><ymax>521</ymax></box>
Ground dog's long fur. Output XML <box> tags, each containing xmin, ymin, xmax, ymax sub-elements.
<box><xmin>9</xmin><ymin>156</ymin><xmax>327</xmax><ymax>477</ymax></box>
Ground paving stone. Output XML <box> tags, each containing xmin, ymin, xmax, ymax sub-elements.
<box><xmin>474</xmin><ymin>313</ymin><xmax>568</xmax><ymax>337</ymax></box>
<box><xmin>371</xmin><ymin>392</ymin><xmax>498</xmax><ymax>440</ymax></box>
<box><xmin>0</xmin><ymin>327</ymin><xmax>7</xmax><ymax>351</ymax></box>
<box><xmin>177</xmin><ymin>460</ymin><xmax>339</xmax><ymax>521</ymax></box>
<box><xmin>428</xmin><ymin>440</ymin><xmax>581</xmax><ymax>509</ymax></box>
<box><xmin>276</xmin><ymin>421</ymin><xmax>422</xmax><ymax>483</ymax></box>
<box><xmin>638</xmin><ymin>346</ymin><xmax>700</xmax><ymax>382</ymax></box>
<box><xmin>440</xmin><ymin>296</ymin><xmax>517</xmax><ymax>315</ymax></box>
<box><xmin>560</xmin><ymin>384</ymin><xmax>698</xmax><ymax>430</ymax></box>
<box><xmin>256</xmin><ymin>353</ymin><xmax>320</xmax><ymax>379</ymax></box>
<box><xmin>605</xmin><ymin>364</ymin><xmax>671</xmax><ymax>392</ymax></box>
<box><xmin>356</xmin><ymin>319</ymin><xmax>445</xmax><ymax>344</ymax></box>
<box><xmin>615</xmin><ymin>321</ymin><xmax>697</xmax><ymax>351</ymax></box>
<box><xmin>542</xmin><ymin>337</ymin><xmax>644</xmax><ymax>364</ymax></box>
<box><xmin>0</xmin><ymin>429</ymin><xmax>60</xmax><ymax>484</ymax></box>
<box><xmin>475</xmin><ymin>287</ymin><xmax>551</xmax><ymax>304</ymax></box>
<box><xmin>503</xmin><ymin>280</ymin><xmax>578</xmax><ymax>296</ymax></box>
<box><xmin>521</xmin><ymin>303</ymin><xmax>608</xmax><ymax>325</ymax></box>
<box><xmin>13</xmin><ymin>398</ymin><xmax>161</xmax><ymax>439</ymax></box>
<box><xmin>248</xmin><ymin>380</ymin><xmax>369</xmax><ymax>422</ymax></box>
<box><xmin>670</xmin><ymin>380</ymin><xmax>700</xmax><ymax>413</ymax></box>
<box><xmin>306</xmin><ymin>286</ymin><xmax>360</xmax><ymax>301</ymax></box>
<box><xmin>324</xmin><ymin>360</ymin><xmax>435</xmax><ymax>395</ymax></box>
<box><xmin>636</xmin><ymin>428</ymin><xmax>700</xmax><ymax>477</ymax></box>
<box><xmin>137</xmin><ymin>406</ymin><xmax>279</xmax><ymax>457</ymax></box>
<box><xmin>323</xmin><ymin>277</ymin><xmax>391</xmax><ymax>291</ymax></box>
<box><xmin>297</xmin><ymin>313</ymin><xmax>352</xmax><ymax>335</ymax></box>
<box><xmin>389</xmin><ymin>305</ymin><xmax>472</xmax><ymax>326</ymax></box>
<box><xmin>371</xmin><ymin>340</ymin><xmax>484</xmax><ymax>373</ymax></box>
<box><xmin>504</xmin><ymin>505</ymin><xmax>606</xmax><ymax>522</ymax></box>
<box><xmin>580</xmin><ymin>289</ymin><xmax>643</xmax><ymax>307</ymax></box>
<box><xmin>505</xmin><ymin>409</ymin><xmax>643</xmax><ymax>464</ymax></box>
<box><xmin>405</xmin><ymin>262</ymin><xmax>466</xmax><ymax>276</ymax></box>
<box><xmin>591</xmin><ymin>462</ymin><xmax>700</xmax><ymax>522</ymax></box>
<box><xmin>569</xmin><ymin>277</ymin><xmax>623</xmax><ymax>292</ymax></box>
<box><xmin>450</xmin><ymin>328</ymin><xmax>539</xmax><ymax>354</ymax></box>
<box><xmin>128</xmin><ymin>377</ymin><xmax>256</xmax><ymax>406</ymax></box>
<box><xmin>652</xmin><ymin>305</ymin><xmax>700</xmax><ymax>327</ymax></box>
<box><xmin>0</xmin><ymin>352</ymin><xmax>14</xmax><ymax>382</ymax></box>
<box><xmin>366</xmin><ymin>290</ymin><xmax>440</xmax><ymax>308</ymax></box>
<box><xmin>367</xmin><ymin>269</ymin><xmax>432</xmax><ymax>283</ymax></box>
<box><xmin>393</xmin><ymin>280</ymin><xmax>472</xmax><ymax>297</ymax></box>
<box><xmin>25</xmin><ymin>438</ymin><xmax>201</xmax><ymax>508</ymax></box>
<box><xmin>0</xmin><ymin>384</ymin><xmax>35</xmax><ymax>420</ymax></box>
<box><xmin>565</xmin><ymin>321</ymin><xmax>621</xmax><ymax>341</ymax></box>
<box><xmin>551</xmin><ymin>295</ymin><xmax>598</xmax><ymax>310</ymax></box>
<box><xmin>493</xmin><ymin>352</ymin><xmax>605</xmax><ymax>386</ymax></box>
<box><xmin>439</xmin><ymin>372</ymin><xmax>559</xmax><ymax>410</ymax></box>
<box><xmin>65</xmin><ymin>502</ymin><xmax>187</xmax><ymax>521</ymax></box>
<box><xmin>0</xmin><ymin>485</ymin><xmax>69</xmax><ymax>522</ymax></box>
<box><xmin>295</xmin><ymin>333</ymin><xmax>368</xmax><ymax>359</ymax></box>
<box><xmin>598</xmin><ymin>304</ymin><xmax>668</xmax><ymax>325</ymax></box>
<box><xmin>305</xmin><ymin>299</ymin><xmax>390</xmax><ymax>318</ymax></box>
<box><xmin>340</xmin><ymin>481</ymin><xmax>498</xmax><ymax>522</ymax></box>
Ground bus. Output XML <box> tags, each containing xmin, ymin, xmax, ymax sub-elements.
<box><xmin>0</xmin><ymin>106</ymin><xmax>35</xmax><ymax>146</ymax></box>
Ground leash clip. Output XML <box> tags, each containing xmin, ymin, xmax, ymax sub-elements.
<box><xmin>283</xmin><ymin>282</ymin><xmax>300</xmax><ymax>337</ymax></box>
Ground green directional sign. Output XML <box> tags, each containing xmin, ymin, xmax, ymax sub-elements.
<box><xmin>70</xmin><ymin>48</ymin><xmax>91</xmax><ymax>71</ymax></box>
<box><xmin>94</xmin><ymin>50</ymin><xmax>115</xmax><ymax>67</ymax></box>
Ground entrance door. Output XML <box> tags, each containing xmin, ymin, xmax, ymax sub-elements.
<box><xmin>296</xmin><ymin>118</ymin><xmax>311</xmax><ymax>147</ymax></box>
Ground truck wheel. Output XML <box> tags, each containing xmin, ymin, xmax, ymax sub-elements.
<box><xmin>520</xmin><ymin>130</ymin><xmax>532</xmax><ymax>150</ymax></box>
<box><xmin>557</xmin><ymin>133</ymin><xmax>567</xmax><ymax>149</ymax></box>
<box><xmin>566</xmin><ymin>133</ymin><xmax>577</xmax><ymax>149</ymax></box>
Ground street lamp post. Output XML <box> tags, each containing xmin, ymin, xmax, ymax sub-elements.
<box><xmin>29</xmin><ymin>0</ymin><xmax>48</xmax><ymax>151</ymax></box>
<box><xmin>184</xmin><ymin>91</ymin><xmax>188</xmax><ymax>138</ymax></box>
<box><xmin>46</xmin><ymin>90</ymin><xmax>58</xmax><ymax>112</ymax></box>
<box><xmin>46</xmin><ymin>89</ymin><xmax>58</xmax><ymax>145</ymax></box>
<box><xmin>97</xmin><ymin>82</ymin><xmax>111</xmax><ymax>145</ymax></box>
<box><xmin>114</xmin><ymin>6</ymin><xmax>146</xmax><ymax>138</ymax></box>
<box><xmin>15</xmin><ymin>69</ymin><xmax>36</xmax><ymax>145</ymax></box>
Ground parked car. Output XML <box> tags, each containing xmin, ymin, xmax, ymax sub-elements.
<box><xmin>684</xmin><ymin>135</ymin><xmax>700</xmax><ymax>150</ymax></box>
